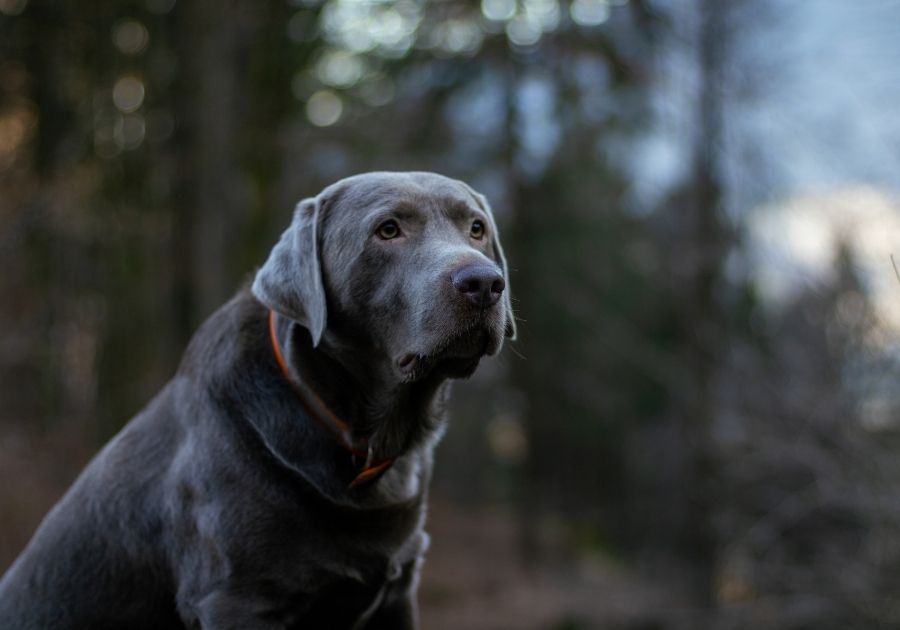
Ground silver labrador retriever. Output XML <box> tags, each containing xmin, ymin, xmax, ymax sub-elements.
<box><xmin>0</xmin><ymin>172</ymin><xmax>515</xmax><ymax>629</ymax></box>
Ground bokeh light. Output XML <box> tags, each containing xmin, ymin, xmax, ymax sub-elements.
<box><xmin>112</xmin><ymin>20</ymin><xmax>150</xmax><ymax>56</ymax></box>
<box><xmin>306</xmin><ymin>89</ymin><xmax>343</xmax><ymax>126</ymax></box>
<box><xmin>0</xmin><ymin>106</ymin><xmax>35</xmax><ymax>168</ymax></box>
<box><xmin>356</xmin><ymin>73</ymin><xmax>395</xmax><ymax>107</ymax></box>
<box><xmin>0</xmin><ymin>0</ymin><xmax>27</xmax><ymax>16</ymax></box>
<box><xmin>145</xmin><ymin>109</ymin><xmax>175</xmax><ymax>144</ymax></box>
<box><xmin>112</xmin><ymin>77</ymin><xmax>145</xmax><ymax>113</ymax></box>
<box><xmin>486</xmin><ymin>414</ymin><xmax>528</xmax><ymax>464</ymax></box>
<box><xmin>114</xmin><ymin>114</ymin><xmax>146</xmax><ymax>151</ymax></box>
<box><xmin>524</xmin><ymin>0</ymin><xmax>561</xmax><ymax>32</ymax></box>
<box><xmin>506</xmin><ymin>15</ymin><xmax>542</xmax><ymax>47</ymax></box>
<box><xmin>316</xmin><ymin>50</ymin><xmax>367</xmax><ymax>88</ymax></box>
<box><xmin>320</xmin><ymin>0</ymin><xmax>421</xmax><ymax>57</ymax></box>
<box><xmin>7</xmin><ymin>4</ymin><xmax>900</xmax><ymax>630</ymax></box>
<box><xmin>426</xmin><ymin>17</ymin><xmax>484</xmax><ymax>56</ymax></box>
<box><xmin>570</xmin><ymin>0</ymin><xmax>610</xmax><ymax>27</ymax></box>
<box><xmin>481</xmin><ymin>0</ymin><xmax>516</xmax><ymax>22</ymax></box>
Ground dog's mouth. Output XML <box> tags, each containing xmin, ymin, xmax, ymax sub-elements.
<box><xmin>397</xmin><ymin>327</ymin><xmax>492</xmax><ymax>382</ymax></box>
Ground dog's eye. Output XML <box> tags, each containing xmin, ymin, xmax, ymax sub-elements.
<box><xmin>376</xmin><ymin>220</ymin><xmax>401</xmax><ymax>240</ymax></box>
<box><xmin>470</xmin><ymin>220</ymin><xmax>485</xmax><ymax>240</ymax></box>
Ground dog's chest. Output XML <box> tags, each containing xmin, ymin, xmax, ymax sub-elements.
<box><xmin>181</xmin><ymin>490</ymin><xmax>427</xmax><ymax>628</ymax></box>
<box><xmin>229</xmin><ymin>527</ymin><xmax>423</xmax><ymax>629</ymax></box>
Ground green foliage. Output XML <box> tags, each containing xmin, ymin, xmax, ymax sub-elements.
<box><xmin>3</xmin><ymin>1</ymin><xmax>899</xmax><ymax>627</ymax></box>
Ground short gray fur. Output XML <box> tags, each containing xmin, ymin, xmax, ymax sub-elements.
<box><xmin>0</xmin><ymin>171</ymin><xmax>514</xmax><ymax>629</ymax></box>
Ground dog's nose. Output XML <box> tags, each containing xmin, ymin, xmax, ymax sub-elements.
<box><xmin>451</xmin><ymin>263</ymin><xmax>505</xmax><ymax>308</ymax></box>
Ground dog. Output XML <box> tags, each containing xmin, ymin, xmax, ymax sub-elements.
<box><xmin>0</xmin><ymin>172</ymin><xmax>515</xmax><ymax>629</ymax></box>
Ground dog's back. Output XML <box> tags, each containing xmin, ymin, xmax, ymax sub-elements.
<box><xmin>0</xmin><ymin>173</ymin><xmax>513</xmax><ymax>629</ymax></box>
<box><xmin>0</xmin><ymin>292</ymin><xmax>430</xmax><ymax>629</ymax></box>
<box><xmin>0</xmin><ymin>388</ymin><xmax>183</xmax><ymax>629</ymax></box>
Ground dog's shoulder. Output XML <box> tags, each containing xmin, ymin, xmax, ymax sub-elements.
<box><xmin>177</xmin><ymin>288</ymin><xmax>267</xmax><ymax>379</ymax></box>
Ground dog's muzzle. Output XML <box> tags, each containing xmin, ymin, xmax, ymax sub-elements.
<box><xmin>450</xmin><ymin>263</ymin><xmax>506</xmax><ymax>309</ymax></box>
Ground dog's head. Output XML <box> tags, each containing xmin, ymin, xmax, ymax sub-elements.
<box><xmin>252</xmin><ymin>172</ymin><xmax>515</xmax><ymax>383</ymax></box>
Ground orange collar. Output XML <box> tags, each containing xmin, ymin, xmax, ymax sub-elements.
<box><xmin>267</xmin><ymin>310</ymin><xmax>394</xmax><ymax>489</ymax></box>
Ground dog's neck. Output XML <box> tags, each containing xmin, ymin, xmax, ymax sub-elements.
<box><xmin>276</xmin><ymin>315</ymin><xmax>450</xmax><ymax>466</ymax></box>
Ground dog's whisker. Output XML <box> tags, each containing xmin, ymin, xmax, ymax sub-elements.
<box><xmin>2</xmin><ymin>172</ymin><xmax>518</xmax><ymax>629</ymax></box>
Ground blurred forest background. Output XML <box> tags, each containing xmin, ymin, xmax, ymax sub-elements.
<box><xmin>2</xmin><ymin>0</ymin><xmax>900</xmax><ymax>628</ymax></box>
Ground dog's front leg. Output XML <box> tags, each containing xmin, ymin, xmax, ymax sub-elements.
<box><xmin>361</xmin><ymin>558</ymin><xmax>421</xmax><ymax>630</ymax></box>
<box><xmin>362</xmin><ymin>594</ymin><xmax>418</xmax><ymax>630</ymax></box>
<box><xmin>189</xmin><ymin>588</ymin><xmax>297</xmax><ymax>630</ymax></box>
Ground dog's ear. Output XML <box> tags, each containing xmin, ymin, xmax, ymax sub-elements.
<box><xmin>252</xmin><ymin>197</ymin><xmax>327</xmax><ymax>346</ymax></box>
<box><xmin>468</xmin><ymin>189</ymin><xmax>516</xmax><ymax>340</ymax></box>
